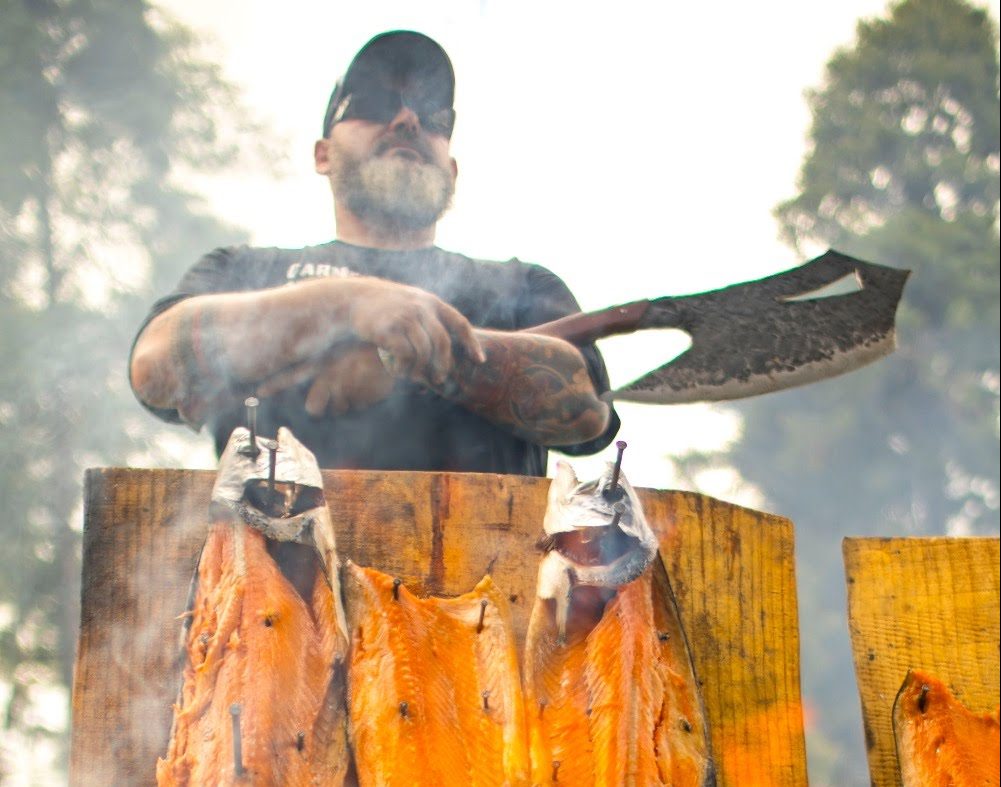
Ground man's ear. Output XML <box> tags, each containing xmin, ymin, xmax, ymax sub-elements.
<box><xmin>314</xmin><ymin>139</ymin><xmax>331</xmax><ymax>175</ymax></box>
<box><xmin>450</xmin><ymin>157</ymin><xmax>458</xmax><ymax>180</ymax></box>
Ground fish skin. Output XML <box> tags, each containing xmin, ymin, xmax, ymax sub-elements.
<box><xmin>344</xmin><ymin>564</ymin><xmax>530</xmax><ymax>787</ymax></box>
<box><xmin>893</xmin><ymin>669</ymin><xmax>1000</xmax><ymax>787</ymax></box>
<box><xmin>156</xmin><ymin>518</ymin><xmax>349</xmax><ymax>786</ymax></box>
<box><xmin>524</xmin><ymin>566</ymin><xmax>713</xmax><ymax>786</ymax></box>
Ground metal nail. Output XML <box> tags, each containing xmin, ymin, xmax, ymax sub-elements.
<box><xmin>399</xmin><ymin>700</ymin><xmax>409</xmax><ymax>719</ymax></box>
<box><xmin>552</xmin><ymin>760</ymin><xmax>561</xmax><ymax>782</ymax></box>
<box><xmin>481</xmin><ymin>690</ymin><xmax>490</xmax><ymax>711</ymax></box>
<box><xmin>607</xmin><ymin>440</ymin><xmax>627</xmax><ymax>496</ymax></box>
<box><xmin>230</xmin><ymin>703</ymin><xmax>245</xmax><ymax>777</ymax></box>
<box><xmin>610</xmin><ymin>502</ymin><xmax>625</xmax><ymax>529</ymax></box>
<box><xmin>476</xmin><ymin>599</ymin><xmax>488</xmax><ymax>633</ymax></box>
<box><xmin>296</xmin><ymin>731</ymin><xmax>305</xmax><ymax>751</ymax></box>
<box><xmin>241</xmin><ymin>397</ymin><xmax>261</xmax><ymax>458</ymax></box>
<box><xmin>658</xmin><ymin>631</ymin><xmax>670</xmax><ymax>642</ymax></box>
<box><xmin>267</xmin><ymin>441</ymin><xmax>278</xmax><ymax>495</ymax></box>
<box><xmin>918</xmin><ymin>684</ymin><xmax>930</xmax><ymax>713</ymax></box>
<box><xmin>392</xmin><ymin>578</ymin><xmax>402</xmax><ymax>601</ymax></box>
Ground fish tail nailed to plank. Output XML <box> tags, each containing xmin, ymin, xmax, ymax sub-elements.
<box><xmin>524</xmin><ymin>459</ymin><xmax>715</xmax><ymax>786</ymax></box>
<box><xmin>893</xmin><ymin>669</ymin><xmax>1000</xmax><ymax>787</ymax></box>
<box><xmin>157</xmin><ymin>426</ymin><xmax>350</xmax><ymax>786</ymax></box>
<box><xmin>343</xmin><ymin>564</ymin><xmax>530</xmax><ymax>787</ymax></box>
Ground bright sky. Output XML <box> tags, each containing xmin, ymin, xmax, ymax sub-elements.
<box><xmin>154</xmin><ymin>0</ymin><xmax>998</xmax><ymax>495</ymax></box>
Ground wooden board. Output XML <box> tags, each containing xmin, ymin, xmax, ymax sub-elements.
<box><xmin>843</xmin><ymin>536</ymin><xmax>1001</xmax><ymax>786</ymax></box>
<box><xmin>71</xmin><ymin>468</ymin><xmax>807</xmax><ymax>785</ymax></box>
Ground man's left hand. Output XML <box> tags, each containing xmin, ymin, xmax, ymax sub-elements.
<box><xmin>256</xmin><ymin>344</ymin><xmax>396</xmax><ymax>416</ymax></box>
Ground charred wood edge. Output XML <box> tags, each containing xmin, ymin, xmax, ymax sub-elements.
<box><xmin>160</xmin><ymin>540</ymin><xmax>207</xmax><ymax>756</ymax></box>
<box><xmin>651</xmin><ymin>553</ymin><xmax>717</xmax><ymax>782</ymax></box>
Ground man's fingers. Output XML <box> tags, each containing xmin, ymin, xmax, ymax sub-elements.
<box><xmin>348</xmin><ymin>281</ymin><xmax>483</xmax><ymax>379</ymax></box>
<box><xmin>304</xmin><ymin>372</ymin><xmax>332</xmax><ymax>416</ymax></box>
<box><xmin>418</xmin><ymin>311</ymin><xmax>454</xmax><ymax>385</ymax></box>
<box><xmin>257</xmin><ymin>360</ymin><xmax>322</xmax><ymax>397</ymax></box>
<box><xmin>436</xmin><ymin>302</ymin><xmax>485</xmax><ymax>364</ymax></box>
<box><xmin>378</xmin><ymin>317</ymin><xmax>443</xmax><ymax>383</ymax></box>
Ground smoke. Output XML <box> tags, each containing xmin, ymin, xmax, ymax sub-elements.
<box><xmin>72</xmin><ymin>477</ymin><xmax>214</xmax><ymax>784</ymax></box>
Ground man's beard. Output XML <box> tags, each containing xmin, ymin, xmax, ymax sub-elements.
<box><xmin>329</xmin><ymin>142</ymin><xmax>455</xmax><ymax>232</ymax></box>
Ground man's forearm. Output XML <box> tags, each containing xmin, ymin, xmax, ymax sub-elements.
<box><xmin>130</xmin><ymin>276</ymin><xmax>485</xmax><ymax>425</ymax></box>
<box><xmin>130</xmin><ymin>279</ymin><xmax>356</xmax><ymax>421</ymax></box>
<box><xmin>431</xmin><ymin>330</ymin><xmax>611</xmax><ymax>447</ymax></box>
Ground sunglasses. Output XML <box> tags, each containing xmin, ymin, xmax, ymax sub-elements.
<box><xmin>329</xmin><ymin>87</ymin><xmax>456</xmax><ymax>139</ymax></box>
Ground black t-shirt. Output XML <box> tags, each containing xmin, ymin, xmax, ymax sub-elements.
<box><xmin>130</xmin><ymin>241</ymin><xmax>620</xmax><ymax>475</ymax></box>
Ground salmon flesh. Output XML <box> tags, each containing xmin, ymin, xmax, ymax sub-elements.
<box><xmin>893</xmin><ymin>669</ymin><xmax>1000</xmax><ymax>787</ymax></box>
<box><xmin>343</xmin><ymin>563</ymin><xmax>530</xmax><ymax>786</ymax></box>
<box><xmin>524</xmin><ymin>461</ymin><xmax>714</xmax><ymax>786</ymax></box>
<box><xmin>157</xmin><ymin>427</ymin><xmax>350</xmax><ymax>786</ymax></box>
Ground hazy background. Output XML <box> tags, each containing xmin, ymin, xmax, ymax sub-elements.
<box><xmin>1</xmin><ymin>0</ymin><xmax>997</xmax><ymax>783</ymax></box>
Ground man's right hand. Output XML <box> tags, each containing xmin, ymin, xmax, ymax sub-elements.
<box><xmin>342</xmin><ymin>278</ymin><xmax>485</xmax><ymax>386</ymax></box>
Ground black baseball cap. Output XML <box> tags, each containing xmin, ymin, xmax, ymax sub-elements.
<box><xmin>322</xmin><ymin>31</ymin><xmax>455</xmax><ymax>137</ymax></box>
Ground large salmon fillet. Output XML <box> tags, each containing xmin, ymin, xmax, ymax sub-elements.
<box><xmin>156</xmin><ymin>518</ymin><xmax>349</xmax><ymax>785</ymax></box>
<box><xmin>893</xmin><ymin>669</ymin><xmax>1000</xmax><ymax>787</ymax></box>
<box><xmin>343</xmin><ymin>563</ymin><xmax>530</xmax><ymax>787</ymax></box>
<box><xmin>157</xmin><ymin>426</ymin><xmax>350</xmax><ymax>785</ymax></box>
<box><xmin>524</xmin><ymin>458</ymin><xmax>713</xmax><ymax>786</ymax></box>
<box><xmin>523</xmin><ymin>563</ymin><xmax>713</xmax><ymax>786</ymax></box>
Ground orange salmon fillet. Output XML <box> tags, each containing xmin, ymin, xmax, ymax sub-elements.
<box><xmin>343</xmin><ymin>563</ymin><xmax>530</xmax><ymax>787</ymax></box>
<box><xmin>523</xmin><ymin>564</ymin><xmax>713</xmax><ymax>786</ymax></box>
<box><xmin>156</xmin><ymin>517</ymin><xmax>349</xmax><ymax>785</ymax></box>
<box><xmin>893</xmin><ymin>669</ymin><xmax>1000</xmax><ymax>787</ymax></box>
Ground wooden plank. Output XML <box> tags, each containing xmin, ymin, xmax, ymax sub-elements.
<box><xmin>843</xmin><ymin>537</ymin><xmax>1001</xmax><ymax>787</ymax></box>
<box><xmin>71</xmin><ymin>468</ymin><xmax>806</xmax><ymax>786</ymax></box>
<box><xmin>648</xmin><ymin>493</ymin><xmax>807</xmax><ymax>786</ymax></box>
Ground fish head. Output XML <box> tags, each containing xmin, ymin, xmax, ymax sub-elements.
<box><xmin>212</xmin><ymin>426</ymin><xmax>325</xmax><ymax>520</ymax></box>
<box><xmin>541</xmin><ymin>460</ymin><xmax>657</xmax><ymax>588</ymax></box>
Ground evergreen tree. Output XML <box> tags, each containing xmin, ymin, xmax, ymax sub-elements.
<box><xmin>0</xmin><ymin>0</ymin><xmax>273</xmax><ymax>777</ymax></box>
<box><xmin>714</xmin><ymin>0</ymin><xmax>999</xmax><ymax>781</ymax></box>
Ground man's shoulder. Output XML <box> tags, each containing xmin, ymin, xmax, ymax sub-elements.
<box><xmin>207</xmin><ymin>242</ymin><xmax>325</xmax><ymax>265</ymax></box>
<box><xmin>431</xmin><ymin>247</ymin><xmax>561</xmax><ymax>283</ymax></box>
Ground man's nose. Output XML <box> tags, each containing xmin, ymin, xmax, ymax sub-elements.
<box><xmin>388</xmin><ymin>105</ymin><xmax>420</xmax><ymax>135</ymax></box>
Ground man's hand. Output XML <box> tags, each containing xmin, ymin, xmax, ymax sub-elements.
<box><xmin>255</xmin><ymin>344</ymin><xmax>396</xmax><ymax>416</ymax></box>
<box><xmin>343</xmin><ymin>278</ymin><xmax>485</xmax><ymax>386</ymax></box>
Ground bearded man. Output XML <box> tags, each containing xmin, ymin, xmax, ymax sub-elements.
<box><xmin>129</xmin><ymin>31</ymin><xmax>619</xmax><ymax>474</ymax></box>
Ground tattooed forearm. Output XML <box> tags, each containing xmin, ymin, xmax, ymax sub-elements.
<box><xmin>168</xmin><ymin>304</ymin><xmax>242</xmax><ymax>424</ymax></box>
<box><xmin>432</xmin><ymin>330</ymin><xmax>611</xmax><ymax>446</ymax></box>
<box><xmin>171</xmin><ymin>306</ymin><xmax>219</xmax><ymax>386</ymax></box>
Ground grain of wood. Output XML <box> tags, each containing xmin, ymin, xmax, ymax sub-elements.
<box><xmin>843</xmin><ymin>536</ymin><xmax>1001</xmax><ymax>787</ymax></box>
<box><xmin>71</xmin><ymin>468</ymin><xmax>807</xmax><ymax>786</ymax></box>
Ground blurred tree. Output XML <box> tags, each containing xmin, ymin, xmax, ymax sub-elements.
<box><xmin>700</xmin><ymin>0</ymin><xmax>999</xmax><ymax>782</ymax></box>
<box><xmin>0</xmin><ymin>0</ymin><xmax>275</xmax><ymax>778</ymax></box>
